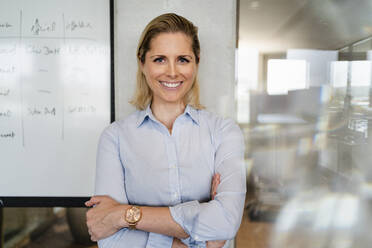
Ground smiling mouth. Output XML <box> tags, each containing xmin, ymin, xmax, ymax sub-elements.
<box><xmin>159</xmin><ymin>81</ymin><xmax>183</xmax><ymax>89</ymax></box>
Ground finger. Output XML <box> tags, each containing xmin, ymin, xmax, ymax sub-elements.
<box><xmin>90</xmin><ymin>235</ymin><xmax>97</xmax><ymax>242</ymax></box>
<box><xmin>214</xmin><ymin>173</ymin><xmax>220</xmax><ymax>185</ymax></box>
<box><xmin>88</xmin><ymin>230</ymin><xmax>94</xmax><ymax>241</ymax></box>
<box><xmin>212</xmin><ymin>175</ymin><xmax>218</xmax><ymax>189</ymax></box>
<box><xmin>85</xmin><ymin>197</ymin><xmax>97</xmax><ymax>207</ymax></box>
<box><xmin>211</xmin><ymin>189</ymin><xmax>216</xmax><ymax>200</ymax></box>
<box><xmin>212</xmin><ymin>174</ymin><xmax>222</xmax><ymax>200</ymax></box>
<box><xmin>211</xmin><ymin>188</ymin><xmax>215</xmax><ymax>200</ymax></box>
<box><xmin>211</xmin><ymin>177</ymin><xmax>217</xmax><ymax>200</ymax></box>
<box><xmin>212</xmin><ymin>173</ymin><xmax>217</xmax><ymax>181</ymax></box>
<box><xmin>90</xmin><ymin>229</ymin><xmax>99</xmax><ymax>242</ymax></box>
<box><xmin>85</xmin><ymin>200</ymin><xmax>93</xmax><ymax>207</ymax></box>
<box><xmin>215</xmin><ymin>173</ymin><xmax>221</xmax><ymax>183</ymax></box>
<box><xmin>85</xmin><ymin>196</ymin><xmax>103</xmax><ymax>207</ymax></box>
<box><xmin>85</xmin><ymin>200</ymin><xmax>95</xmax><ymax>207</ymax></box>
<box><xmin>214</xmin><ymin>173</ymin><xmax>221</xmax><ymax>189</ymax></box>
<box><xmin>212</xmin><ymin>174</ymin><xmax>220</xmax><ymax>189</ymax></box>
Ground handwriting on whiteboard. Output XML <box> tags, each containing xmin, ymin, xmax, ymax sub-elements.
<box><xmin>26</xmin><ymin>45</ymin><xmax>60</xmax><ymax>55</ymax></box>
<box><xmin>65</xmin><ymin>21</ymin><xmax>92</xmax><ymax>31</ymax></box>
<box><xmin>0</xmin><ymin>88</ymin><xmax>10</xmax><ymax>96</ymax></box>
<box><xmin>38</xmin><ymin>89</ymin><xmax>51</xmax><ymax>94</ymax></box>
<box><xmin>28</xmin><ymin>107</ymin><xmax>56</xmax><ymax>116</ymax></box>
<box><xmin>31</xmin><ymin>18</ymin><xmax>56</xmax><ymax>35</ymax></box>
<box><xmin>0</xmin><ymin>132</ymin><xmax>15</xmax><ymax>138</ymax></box>
<box><xmin>0</xmin><ymin>66</ymin><xmax>16</xmax><ymax>74</ymax></box>
<box><xmin>0</xmin><ymin>10</ymin><xmax>109</xmax><ymax>147</ymax></box>
<box><xmin>68</xmin><ymin>105</ymin><xmax>96</xmax><ymax>114</ymax></box>
<box><xmin>0</xmin><ymin>22</ymin><xmax>12</xmax><ymax>28</ymax></box>
<box><xmin>0</xmin><ymin>45</ymin><xmax>16</xmax><ymax>55</ymax></box>
<box><xmin>0</xmin><ymin>110</ymin><xmax>12</xmax><ymax>117</ymax></box>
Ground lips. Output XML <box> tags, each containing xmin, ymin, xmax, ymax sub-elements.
<box><xmin>159</xmin><ymin>81</ymin><xmax>183</xmax><ymax>89</ymax></box>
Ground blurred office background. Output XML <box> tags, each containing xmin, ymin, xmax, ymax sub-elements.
<box><xmin>3</xmin><ymin>0</ymin><xmax>372</xmax><ymax>247</ymax></box>
<box><xmin>238</xmin><ymin>0</ymin><xmax>372</xmax><ymax>247</ymax></box>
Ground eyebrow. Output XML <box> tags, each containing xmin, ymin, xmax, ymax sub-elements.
<box><xmin>149</xmin><ymin>55</ymin><xmax>194</xmax><ymax>59</ymax></box>
<box><xmin>179</xmin><ymin>55</ymin><xmax>193</xmax><ymax>59</ymax></box>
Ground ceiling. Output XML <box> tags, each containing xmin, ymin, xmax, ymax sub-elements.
<box><xmin>239</xmin><ymin>0</ymin><xmax>372</xmax><ymax>53</ymax></box>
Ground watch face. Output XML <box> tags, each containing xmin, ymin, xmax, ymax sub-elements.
<box><xmin>126</xmin><ymin>206</ymin><xmax>141</xmax><ymax>223</ymax></box>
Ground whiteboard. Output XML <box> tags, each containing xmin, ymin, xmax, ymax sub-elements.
<box><xmin>0</xmin><ymin>0</ymin><xmax>111</xmax><ymax>199</ymax></box>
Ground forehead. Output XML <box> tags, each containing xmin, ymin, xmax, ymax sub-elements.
<box><xmin>148</xmin><ymin>32</ymin><xmax>193</xmax><ymax>54</ymax></box>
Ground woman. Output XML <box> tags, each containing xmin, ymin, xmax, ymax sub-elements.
<box><xmin>85</xmin><ymin>13</ymin><xmax>246</xmax><ymax>248</ymax></box>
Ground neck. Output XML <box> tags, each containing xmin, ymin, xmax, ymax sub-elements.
<box><xmin>151</xmin><ymin>100</ymin><xmax>186</xmax><ymax>131</ymax></box>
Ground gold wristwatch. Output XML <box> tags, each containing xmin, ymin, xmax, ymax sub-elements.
<box><xmin>125</xmin><ymin>206</ymin><xmax>142</xmax><ymax>229</ymax></box>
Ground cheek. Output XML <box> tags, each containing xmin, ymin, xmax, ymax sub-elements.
<box><xmin>180</xmin><ymin>66</ymin><xmax>197</xmax><ymax>81</ymax></box>
<box><xmin>146</xmin><ymin>67</ymin><xmax>165</xmax><ymax>82</ymax></box>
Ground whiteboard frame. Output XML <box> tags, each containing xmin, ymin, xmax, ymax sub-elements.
<box><xmin>0</xmin><ymin>0</ymin><xmax>115</xmax><ymax>208</ymax></box>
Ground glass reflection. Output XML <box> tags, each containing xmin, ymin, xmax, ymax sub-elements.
<box><xmin>238</xmin><ymin>0</ymin><xmax>372</xmax><ymax>247</ymax></box>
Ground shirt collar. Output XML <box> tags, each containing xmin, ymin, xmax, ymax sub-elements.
<box><xmin>184</xmin><ymin>105</ymin><xmax>200</xmax><ymax>125</ymax></box>
<box><xmin>136</xmin><ymin>104</ymin><xmax>153</xmax><ymax>127</ymax></box>
<box><xmin>136</xmin><ymin>104</ymin><xmax>200</xmax><ymax>127</ymax></box>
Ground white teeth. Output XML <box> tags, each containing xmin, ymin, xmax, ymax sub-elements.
<box><xmin>160</xmin><ymin>81</ymin><xmax>182</xmax><ymax>88</ymax></box>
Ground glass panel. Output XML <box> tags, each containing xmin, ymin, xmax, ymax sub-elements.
<box><xmin>237</xmin><ymin>0</ymin><xmax>372</xmax><ymax>247</ymax></box>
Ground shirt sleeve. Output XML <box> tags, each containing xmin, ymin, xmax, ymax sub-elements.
<box><xmin>95</xmin><ymin>123</ymin><xmax>127</xmax><ymax>202</ymax></box>
<box><xmin>95</xmin><ymin>123</ymin><xmax>173</xmax><ymax>248</ymax></box>
<box><xmin>169</xmin><ymin>118</ymin><xmax>246</xmax><ymax>241</ymax></box>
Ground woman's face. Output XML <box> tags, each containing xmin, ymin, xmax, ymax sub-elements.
<box><xmin>141</xmin><ymin>32</ymin><xmax>198</xmax><ymax>107</ymax></box>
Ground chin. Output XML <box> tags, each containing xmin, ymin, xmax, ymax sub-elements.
<box><xmin>162</xmin><ymin>97</ymin><xmax>183</xmax><ymax>104</ymax></box>
<box><xmin>160</xmin><ymin>94</ymin><xmax>183</xmax><ymax>103</ymax></box>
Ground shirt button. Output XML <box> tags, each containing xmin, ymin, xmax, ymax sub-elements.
<box><xmin>173</xmin><ymin>192</ymin><xmax>178</xmax><ymax>198</ymax></box>
<box><xmin>171</xmin><ymin>164</ymin><xmax>176</xmax><ymax>168</ymax></box>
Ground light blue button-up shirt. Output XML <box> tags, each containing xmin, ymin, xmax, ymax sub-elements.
<box><xmin>95</xmin><ymin>104</ymin><xmax>246</xmax><ymax>248</ymax></box>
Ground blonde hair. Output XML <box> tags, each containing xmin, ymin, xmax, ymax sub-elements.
<box><xmin>130</xmin><ymin>13</ymin><xmax>204</xmax><ymax>110</ymax></box>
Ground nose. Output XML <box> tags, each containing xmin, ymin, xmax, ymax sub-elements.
<box><xmin>166</xmin><ymin>62</ymin><xmax>178</xmax><ymax>78</ymax></box>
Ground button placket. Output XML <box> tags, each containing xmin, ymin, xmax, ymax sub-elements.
<box><xmin>167</xmin><ymin>135</ymin><xmax>181</xmax><ymax>204</ymax></box>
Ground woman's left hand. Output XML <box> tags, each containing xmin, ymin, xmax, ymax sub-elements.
<box><xmin>211</xmin><ymin>173</ymin><xmax>220</xmax><ymax>200</ymax></box>
<box><xmin>85</xmin><ymin>195</ymin><xmax>126</xmax><ymax>241</ymax></box>
<box><xmin>207</xmin><ymin>173</ymin><xmax>226</xmax><ymax>248</ymax></box>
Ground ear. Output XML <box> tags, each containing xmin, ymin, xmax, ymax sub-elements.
<box><xmin>195</xmin><ymin>58</ymin><xmax>199</xmax><ymax>71</ymax></box>
<box><xmin>196</xmin><ymin>53</ymin><xmax>200</xmax><ymax>64</ymax></box>
<box><xmin>139</xmin><ymin>60</ymin><xmax>145</xmax><ymax>73</ymax></box>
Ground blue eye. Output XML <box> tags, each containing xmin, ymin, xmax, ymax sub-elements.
<box><xmin>179</xmin><ymin>57</ymin><xmax>190</xmax><ymax>63</ymax></box>
<box><xmin>154</xmin><ymin>57</ymin><xmax>165</xmax><ymax>63</ymax></box>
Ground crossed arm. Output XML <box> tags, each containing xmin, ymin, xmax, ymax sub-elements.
<box><xmin>87</xmin><ymin>120</ymin><xmax>246</xmax><ymax>247</ymax></box>
<box><xmin>85</xmin><ymin>174</ymin><xmax>224</xmax><ymax>247</ymax></box>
